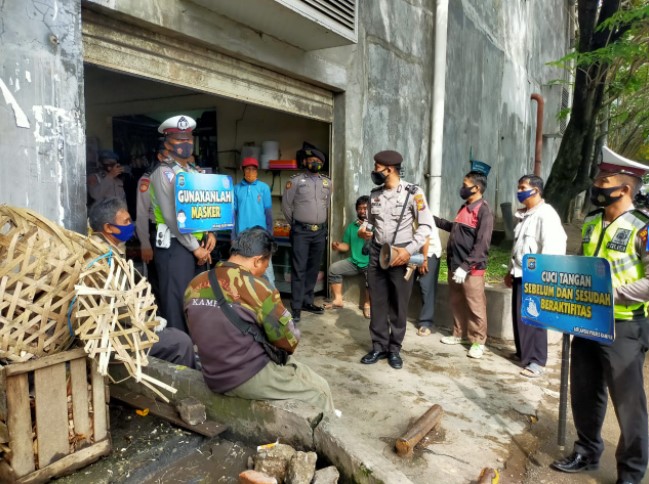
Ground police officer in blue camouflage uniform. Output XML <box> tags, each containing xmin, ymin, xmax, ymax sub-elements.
<box><xmin>149</xmin><ymin>115</ymin><xmax>216</xmax><ymax>333</ymax></box>
<box><xmin>281</xmin><ymin>143</ymin><xmax>332</xmax><ymax>322</ymax></box>
<box><xmin>358</xmin><ymin>150</ymin><xmax>433</xmax><ymax>369</ymax></box>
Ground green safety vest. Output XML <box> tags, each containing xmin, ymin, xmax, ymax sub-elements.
<box><xmin>581</xmin><ymin>209</ymin><xmax>649</xmax><ymax>320</ymax></box>
<box><xmin>150</xmin><ymin>161</ymin><xmax>204</xmax><ymax>241</ymax></box>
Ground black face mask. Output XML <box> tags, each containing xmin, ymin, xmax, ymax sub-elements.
<box><xmin>460</xmin><ymin>185</ymin><xmax>476</xmax><ymax>200</ymax></box>
<box><xmin>589</xmin><ymin>185</ymin><xmax>625</xmax><ymax>207</ymax></box>
<box><xmin>371</xmin><ymin>170</ymin><xmax>388</xmax><ymax>185</ymax></box>
<box><xmin>307</xmin><ymin>161</ymin><xmax>323</xmax><ymax>173</ymax></box>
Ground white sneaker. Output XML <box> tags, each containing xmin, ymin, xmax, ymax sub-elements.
<box><xmin>468</xmin><ymin>343</ymin><xmax>485</xmax><ymax>359</ymax></box>
<box><xmin>440</xmin><ymin>335</ymin><xmax>468</xmax><ymax>345</ymax></box>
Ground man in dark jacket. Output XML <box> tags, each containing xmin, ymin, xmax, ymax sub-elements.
<box><xmin>435</xmin><ymin>170</ymin><xmax>494</xmax><ymax>359</ymax></box>
<box><xmin>184</xmin><ymin>227</ymin><xmax>335</xmax><ymax>412</ymax></box>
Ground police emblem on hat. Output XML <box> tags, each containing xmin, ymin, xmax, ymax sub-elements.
<box><xmin>177</xmin><ymin>116</ymin><xmax>189</xmax><ymax>131</ymax></box>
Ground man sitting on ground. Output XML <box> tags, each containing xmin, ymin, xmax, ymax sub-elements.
<box><xmin>88</xmin><ymin>197</ymin><xmax>197</xmax><ymax>368</ymax></box>
<box><xmin>184</xmin><ymin>227</ymin><xmax>335</xmax><ymax>413</ymax></box>
<box><xmin>325</xmin><ymin>195</ymin><xmax>371</xmax><ymax>318</ymax></box>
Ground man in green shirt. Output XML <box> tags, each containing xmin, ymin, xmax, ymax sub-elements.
<box><xmin>325</xmin><ymin>196</ymin><xmax>371</xmax><ymax>318</ymax></box>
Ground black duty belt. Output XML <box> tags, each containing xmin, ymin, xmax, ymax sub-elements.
<box><xmin>295</xmin><ymin>222</ymin><xmax>326</xmax><ymax>232</ymax></box>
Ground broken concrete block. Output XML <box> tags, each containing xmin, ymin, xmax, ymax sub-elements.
<box><xmin>239</xmin><ymin>469</ymin><xmax>278</xmax><ymax>484</ymax></box>
<box><xmin>312</xmin><ymin>466</ymin><xmax>340</xmax><ymax>484</ymax></box>
<box><xmin>254</xmin><ymin>443</ymin><xmax>296</xmax><ymax>483</ymax></box>
<box><xmin>287</xmin><ymin>451</ymin><xmax>317</xmax><ymax>484</ymax></box>
<box><xmin>175</xmin><ymin>397</ymin><xmax>206</xmax><ymax>426</ymax></box>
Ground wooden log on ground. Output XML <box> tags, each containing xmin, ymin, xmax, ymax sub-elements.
<box><xmin>395</xmin><ymin>404</ymin><xmax>443</xmax><ymax>457</ymax></box>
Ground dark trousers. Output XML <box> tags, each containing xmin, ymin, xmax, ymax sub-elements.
<box><xmin>570</xmin><ymin>320</ymin><xmax>649</xmax><ymax>483</ymax></box>
<box><xmin>144</xmin><ymin>225</ymin><xmax>161</xmax><ymax>303</ymax></box>
<box><xmin>416</xmin><ymin>255</ymin><xmax>441</xmax><ymax>328</ymax></box>
<box><xmin>290</xmin><ymin>224</ymin><xmax>327</xmax><ymax>311</ymax></box>
<box><xmin>367</xmin><ymin>243</ymin><xmax>415</xmax><ymax>353</ymax></box>
<box><xmin>154</xmin><ymin>238</ymin><xmax>200</xmax><ymax>333</ymax></box>
<box><xmin>512</xmin><ymin>278</ymin><xmax>547</xmax><ymax>366</ymax></box>
<box><xmin>149</xmin><ymin>327</ymin><xmax>196</xmax><ymax>368</ymax></box>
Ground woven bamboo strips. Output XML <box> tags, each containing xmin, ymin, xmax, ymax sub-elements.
<box><xmin>0</xmin><ymin>204</ymin><xmax>176</xmax><ymax>401</ymax></box>
<box><xmin>74</xmin><ymin>248</ymin><xmax>176</xmax><ymax>401</ymax></box>
<box><xmin>0</xmin><ymin>205</ymin><xmax>99</xmax><ymax>362</ymax></box>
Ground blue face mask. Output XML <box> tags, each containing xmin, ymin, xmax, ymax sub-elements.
<box><xmin>517</xmin><ymin>188</ymin><xmax>536</xmax><ymax>203</ymax></box>
<box><xmin>110</xmin><ymin>223</ymin><xmax>136</xmax><ymax>242</ymax></box>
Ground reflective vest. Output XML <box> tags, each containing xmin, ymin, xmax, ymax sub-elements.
<box><xmin>581</xmin><ymin>209</ymin><xmax>649</xmax><ymax>320</ymax></box>
<box><xmin>150</xmin><ymin>161</ymin><xmax>204</xmax><ymax>241</ymax></box>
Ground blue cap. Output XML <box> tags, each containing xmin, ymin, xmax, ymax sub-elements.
<box><xmin>470</xmin><ymin>160</ymin><xmax>491</xmax><ymax>177</ymax></box>
<box><xmin>98</xmin><ymin>150</ymin><xmax>119</xmax><ymax>163</ymax></box>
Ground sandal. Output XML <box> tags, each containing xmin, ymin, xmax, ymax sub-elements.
<box><xmin>417</xmin><ymin>326</ymin><xmax>432</xmax><ymax>337</ymax></box>
<box><xmin>324</xmin><ymin>302</ymin><xmax>344</xmax><ymax>310</ymax></box>
<box><xmin>520</xmin><ymin>363</ymin><xmax>544</xmax><ymax>378</ymax></box>
<box><xmin>362</xmin><ymin>305</ymin><xmax>371</xmax><ymax>319</ymax></box>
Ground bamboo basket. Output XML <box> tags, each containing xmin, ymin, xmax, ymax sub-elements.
<box><xmin>0</xmin><ymin>205</ymin><xmax>101</xmax><ymax>363</ymax></box>
<box><xmin>73</xmin><ymin>247</ymin><xmax>176</xmax><ymax>400</ymax></box>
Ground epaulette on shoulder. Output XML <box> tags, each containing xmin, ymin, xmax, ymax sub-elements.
<box><xmin>631</xmin><ymin>208</ymin><xmax>649</xmax><ymax>223</ymax></box>
<box><xmin>405</xmin><ymin>184</ymin><xmax>419</xmax><ymax>194</ymax></box>
<box><xmin>290</xmin><ymin>173</ymin><xmax>300</xmax><ymax>179</ymax></box>
<box><xmin>370</xmin><ymin>186</ymin><xmax>382</xmax><ymax>192</ymax></box>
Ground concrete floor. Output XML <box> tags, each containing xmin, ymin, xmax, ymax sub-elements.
<box><xmin>55</xmin><ymin>291</ymin><xmax>648</xmax><ymax>483</ymax></box>
<box><xmin>292</xmin><ymin>300</ymin><xmax>556</xmax><ymax>483</ymax></box>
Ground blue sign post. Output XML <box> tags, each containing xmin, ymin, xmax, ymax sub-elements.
<box><xmin>174</xmin><ymin>173</ymin><xmax>234</xmax><ymax>234</ymax></box>
<box><xmin>521</xmin><ymin>254</ymin><xmax>614</xmax><ymax>344</ymax></box>
<box><xmin>521</xmin><ymin>254</ymin><xmax>614</xmax><ymax>448</ymax></box>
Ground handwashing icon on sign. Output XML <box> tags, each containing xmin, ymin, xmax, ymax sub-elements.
<box><xmin>524</xmin><ymin>296</ymin><xmax>540</xmax><ymax>318</ymax></box>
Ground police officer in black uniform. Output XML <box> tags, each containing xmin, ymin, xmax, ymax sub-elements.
<box><xmin>358</xmin><ymin>150</ymin><xmax>434</xmax><ymax>369</ymax></box>
<box><xmin>281</xmin><ymin>143</ymin><xmax>332</xmax><ymax>322</ymax></box>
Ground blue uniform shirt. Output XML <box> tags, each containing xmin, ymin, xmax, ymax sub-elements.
<box><xmin>233</xmin><ymin>179</ymin><xmax>273</xmax><ymax>235</ymax></box>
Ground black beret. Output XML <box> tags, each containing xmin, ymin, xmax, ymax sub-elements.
<box><xmin>297</xmin><ymin>142</ymin><xmax>326</xmax><ymax>164</ymax></box>
<box><xmin>374</xmin><ymin>150</ymin><xmax>403</xmax><ymax>166</ymax></box>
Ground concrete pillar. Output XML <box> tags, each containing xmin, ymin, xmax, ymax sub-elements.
<box><xmin>0</xmin><ymin>0</ymin><xmax>86</xmax><ymax>232</ymax></box>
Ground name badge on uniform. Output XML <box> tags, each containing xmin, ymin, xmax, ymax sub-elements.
<box><xmin>371</xmin><ymin>197</ymin><xmax>381</xmax><ymax>215</ymax></box>
<box><xmin>606</xmin><ymin>228</ymin><xmax>632</xmax><ymax>252</ymax></box>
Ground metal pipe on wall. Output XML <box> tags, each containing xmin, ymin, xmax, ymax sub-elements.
<box><xmin>531</xmin><ymin>93</ymin><xmax>544</xmax><ymax>176</ymax></box>
<box><xmin>427</xmin><ymin>0</ymin><xmax>449</xmax><ymax>216</ymax></box>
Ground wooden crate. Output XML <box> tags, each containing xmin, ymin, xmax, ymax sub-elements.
<box><xmin>0</xmin><ymin>349</ymin><xmax>111</xmax><ymax>483</ymax></box>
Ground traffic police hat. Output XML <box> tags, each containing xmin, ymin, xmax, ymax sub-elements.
<box><xmin>297</xmin><ymin>142</ymin><xmax>326</xmax><ymax>164</ymax></box>
<box><xmin>598</xmin><ymin>146</ymin><xmax>649</xmax><ymax>179</ymax></box>
<box><xmin>373</xmin><ymin>150</ymin><xmax>403</xmax><ymax>166</ymax></box>
<box><xmin>158</xmin><ymin>115</ymin><xmax>197</xmax><ymax>135</ymax></box>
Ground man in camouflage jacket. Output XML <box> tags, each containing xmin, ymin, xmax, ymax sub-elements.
<box><xmin>184</xmin><ymin>227</ymin><xmax>335</xmax><ymax>412</ymax></box>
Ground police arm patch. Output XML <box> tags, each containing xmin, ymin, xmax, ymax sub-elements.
<box><xmin>414</xmin><ymin>193</ymin><xmax>425</xmax><ymax>211</ymax></box>
<box><xmin>639</xmin><ymin>227</ymin><xmax>648</xmax><ymax>249</ymax></box>
<box><xmin>139</xmin><ymin>179</ymin><xmax>150</xmax><ymax>192</ymax></box>
<box><xmin>285</xmin><ymin>181</ymin><xmax>292</xmax><ymax>190</ymax></box>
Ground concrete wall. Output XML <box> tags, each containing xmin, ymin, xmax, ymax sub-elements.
<box><xmin>0</xmin><ymin>0</ymin><xmax>86</xmax><ymax>231</ymax></box>
<box><xmin>442</xmin><ymin>0</ymin><xmax>569</xmax><ymax>221</ymax></box>
<box><xmin>0</xmin><ymin>0</ymin><xmax>569</xmax><ymax>237</ymax></box>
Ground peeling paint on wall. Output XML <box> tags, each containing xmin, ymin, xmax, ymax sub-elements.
<box><xmin>0</xmin><ymin>78</ymin><xmax>30</xmax><ymax>128</ymax></box>
<box><xmin>32</xmin><ymin>105</ymin><xmax>83</xmax><ymax>145</ymax></box>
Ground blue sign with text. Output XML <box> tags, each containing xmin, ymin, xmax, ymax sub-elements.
<box><xmin>174</xmin><ymin>172</ymin><xmax>234</xmax><ymax>233</ymax></box>
<box><xmin>521</xmin><ymin>254</ymin><xmax>614</xmax><ymax>344</ymax></box>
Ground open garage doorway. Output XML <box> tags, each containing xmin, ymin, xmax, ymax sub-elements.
<box><xmin>84</xmin><ymin>64</ymin><xmax>331</xmax><ymax>294</ymax></box>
